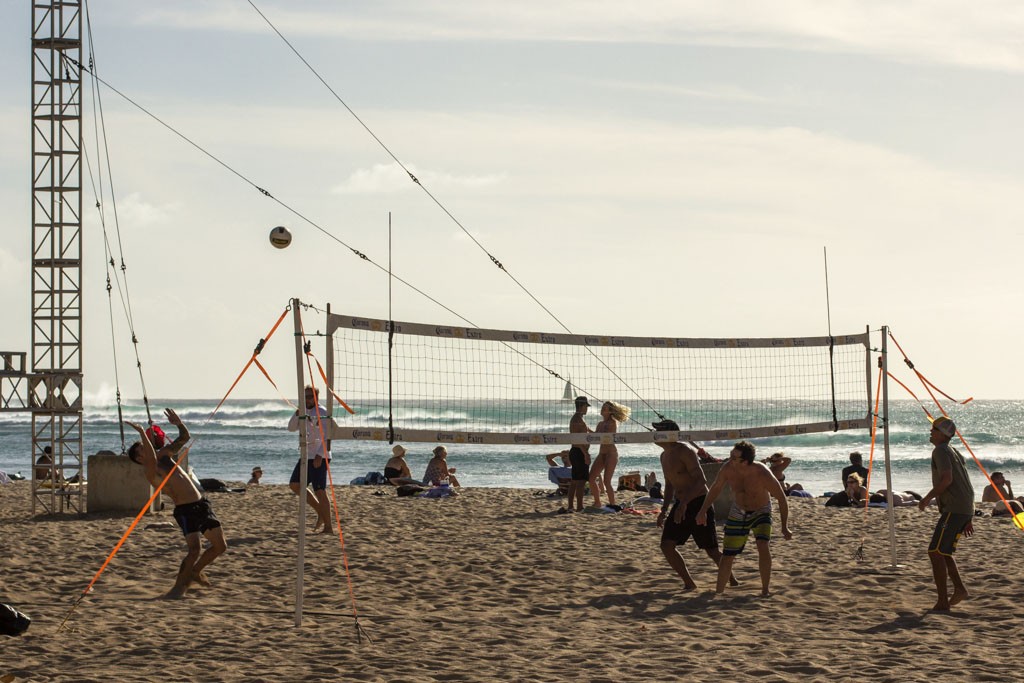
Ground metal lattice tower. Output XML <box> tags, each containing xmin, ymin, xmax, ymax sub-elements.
<box><xmin>29</xmin><ymin>0</ymin><xmax>84</xmax><ymax>514</ymax></box>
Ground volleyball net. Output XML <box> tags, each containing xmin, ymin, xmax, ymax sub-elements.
<box><xmin>324</xmin><ymin>311</ymin><xmax>873</xmax><ymax>445</ymax></box>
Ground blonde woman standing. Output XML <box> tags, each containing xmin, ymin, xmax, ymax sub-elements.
<box><xmin>589</xmin><ymin>401</ymin><xmax>631</xmax><ymax>507</ymax></box>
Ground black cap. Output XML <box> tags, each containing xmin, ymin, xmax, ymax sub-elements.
<box><xmin>652</xmin><ymin>419</ymin><xmax>680</xmax><ymax>431</ymax></box>
<box><xmin>574</xmin><ymin>396</ymin><xmax>591</xmax><ymax>406</ymax></box>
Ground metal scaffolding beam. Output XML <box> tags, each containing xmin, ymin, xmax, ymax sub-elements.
<box><xmin>29</xmin><ymin>0</ymin><xmax>84</xmax><ymax>514</ymax></box>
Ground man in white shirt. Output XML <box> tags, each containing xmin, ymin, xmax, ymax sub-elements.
<box><xmin>287</xmin><ymin>386</ymin><xmax>338</xmax><ymax>534</ymax></box>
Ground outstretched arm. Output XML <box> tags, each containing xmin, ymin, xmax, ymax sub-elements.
<box><xmin>126</xmin><ymin>421</ymin><xmax>158</xmax><ymax>482</ymax></box>
<box><xmin>695</xmin><ymin>465</ymin><xmax>729</xmax><ymax>525</ymax></box>
<box><xmin>164</xmin><ymin>408</ymin><xmax>190</xmax><ymax>453</ymax></box>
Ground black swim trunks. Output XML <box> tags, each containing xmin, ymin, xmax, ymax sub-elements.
<box><xmin>172</xmin><ymin>499</ymin><xmax>221</xmax><ymax>537</ymax></box>
<box><xmin>661</xmin><ymin>494</ymin><xmax>718</xmax><ymax>550</ymax></box>
<box><xmin>569</xmin><ymin>446</ymin><xmax>588</xmax><ymax>481</ymax></box>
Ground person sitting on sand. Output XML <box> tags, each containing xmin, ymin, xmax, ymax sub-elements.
<box><xmin>696</xmin><ymin>440</ymin><xmax>792</xmax><ymax>596</ymax></box>
<box><xmin>247</xmin><ymin>466</ymin><xmax>263</xmax><ymax>486</ymax></box>
<box><xmin>763</xmin><ymin>452</ymin><xmax>791</xmax><ymax>486</ymax></box>
<box><xmin>841</xmin><ymin>452</ymin><xmax>869</xmax><ymax>490</ymax></box>
<box><xmin>35</xmin><ymin>446</ymin><xmax>59</xmax><ymax>482</ymax></box>
<box><xmin>385</xmin><ymin>445</ymin><xmax>424</xmax><ymax>486</ymax></box>
<box><xmin>126</xmin><ymin>408</ymin><xmax>227</xmax><ymax>599</ymax></box>
<box><xmin>982</xmin><ymin>472</ymin><xmax>1024</xmax><ymax>516</ymax></box>
<box><xmin>645</xmin><ymin>471</ymin><xmax>663</xmax><ymax>499</ymax></box>
<box><xmin>423</xmin><ymin>446</ymin><xmax>461</xmax><ymax>487</ymax></box>
<box><xmin>544</xmin><ymin>450</ymin><xmax>572</xmax><ymax>496</ymax></box>
<box><xmin>826</xmin><ymin>473</ymin><xmax>868</xmax><ymax>507</ymax></box>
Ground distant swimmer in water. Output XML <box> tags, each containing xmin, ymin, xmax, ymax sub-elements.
<box><xmin>127</xmin><ymin>409</ymin><xmax>227</xmax><ymax>599</ymax></box>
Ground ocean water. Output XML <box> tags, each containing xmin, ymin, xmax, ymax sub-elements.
<box><xmin>1</xmin><ymin>399</ymin><xmax>1022</xmax><ymax>499</ymax></box>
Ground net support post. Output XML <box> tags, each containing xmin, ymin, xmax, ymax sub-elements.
<box><xmin>880</xmin><ymin>326</ymin><xmax>902</xmax><ymax>569</ymax></box>
<box><xmin>292</xmin><ymin>299</ymin><xmax>308</xmax><ymax>627</ymax></box>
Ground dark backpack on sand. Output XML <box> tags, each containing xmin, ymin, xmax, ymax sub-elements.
<box><xmin>0</xmin><ymin>603</ymin><xmax>31</xmax><ymax>636</ymax></box>
<box><xmin>199</xmin><ymin>478</ymin><xmax>229</xmax><ymax>493</ymax></box>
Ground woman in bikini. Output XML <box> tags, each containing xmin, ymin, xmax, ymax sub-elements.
<box><xmin>589</xmin><ymin>401</ymin><xmax>631</xmax><ymax>507</ymax></box>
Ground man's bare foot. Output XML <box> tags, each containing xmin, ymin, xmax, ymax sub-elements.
<box><xmin>163</xmin><ymin>586</ymin><xmax>188</xmax><ymax>600</ymax></box>
<box><xmin>320</xmin><ymin>526</ymin><xmax>334</xmax><ymax>535</ymax></box>
<box><xmin>949</xmin><ymin>588</ymin><xmax>968</xmax><ymax>606</ymax></box>
<box><xmin>192</xmin><ymin>572</ymin><xmax>212</xmax><ymax>587</ymax></box>
<box><xmin>681</xmin><ymin>584</ymin><xmax>697</xmax><ymax>593</ymax></box>
<box><xmin>760</xmin><ymin>590</ymin><xmax>772</xmax><ymax>597</ymax></box>
<box><xmin>931</xmin><ymin>601</ymin><xmax>951</xmax><ymax>611</ymax></box>
<box><xmin>729</xmin><ymin>576</ymin><xmax>740</xmax><ymax>587</ymax></box>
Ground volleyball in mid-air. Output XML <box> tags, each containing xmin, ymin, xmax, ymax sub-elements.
<box><xmin>269</xmin><ymin>226</ymin><xmax>292</xmax><ymax>249</ymax></box>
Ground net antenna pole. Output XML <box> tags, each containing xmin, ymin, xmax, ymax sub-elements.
<box><xmin>387</xmin><ymin>212</ymin><xmax>394</xmax><ymax>445</ymax></box>
<box><xmin>292</xmin><ymin>299</ymin><xmax>309</xmax><ymax>625</ymax></box>
<box><xmin>880</xmin><ymin>326</ymin><xmax>902</xmax><ymax>569</ymax></box>
<box><xmin>823</xmin><ymin>247</ymin><xmax>839</xmax><ymax>431</ymax></box>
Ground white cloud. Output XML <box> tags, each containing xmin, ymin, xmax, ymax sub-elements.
<box><xmin>120</xmin><ymin>0</ymin><xmax>1024</xmax><ymax>72</ymax></box>
<box><xmin>331</xmin><ymin>162</ymin><xmax>504</xmax><ymax>194</ymax></box>
<box><xmin>114</xmin><ymin>193</ymin><xmax>176</xmax><ymax>228</ymax></box>
<box><xmin>594</xmin><ymin>80</ymin><xmax>772</xmax><ymax>104</ymax></box>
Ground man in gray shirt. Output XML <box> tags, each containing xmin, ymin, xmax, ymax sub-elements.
<box><xmin>919</xmin><ymin>416</ymin><xmax>974</xmax><ymax>611</ymax></box>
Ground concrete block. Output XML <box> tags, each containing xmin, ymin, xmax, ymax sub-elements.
<box><xmin>87</xmin><ymin>453</ymin><xmax>157</xmax><ymax>514</ymax></box>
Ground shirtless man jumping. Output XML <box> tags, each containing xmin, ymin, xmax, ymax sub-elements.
<box><xmin>654</xmin><ymin>419</ymin><xmax>736</xmax><ymax>591</ymax></box>
<box><xmin>127</xmin><ymin>409</ymin><xmax>227</xmax><ymax>599</ymax></box>
<box><xmin>696</xmin><ymin>440</ymin><xmax>791</xmax><ymax>596</ymax></box>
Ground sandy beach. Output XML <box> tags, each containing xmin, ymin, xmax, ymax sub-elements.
<box><xmin>1</xmin><ymin>481</ymin><xmax>1022</xmax><ymax>682</ymax></box>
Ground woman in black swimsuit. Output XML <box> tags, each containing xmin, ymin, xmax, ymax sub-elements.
<box><xmin>384</xmin><ymin>444</ymin><xmax>420</xmax><ymax>485</ymax></box>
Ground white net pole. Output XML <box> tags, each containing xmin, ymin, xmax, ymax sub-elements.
<box><xmin>292</xmin><ymin>300</ymin><xmax>308</xmax><ymax>626</ymax></box>
<box><xmin>881</xmin><ymin>326</ymin><xmax>900</xmax><ymax>568</ymax></box>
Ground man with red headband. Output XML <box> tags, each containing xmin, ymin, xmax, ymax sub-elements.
<box><xmin>127</xmin><ymin>408</ymin><xmax>227</xmax><ymax>599</ymax></box>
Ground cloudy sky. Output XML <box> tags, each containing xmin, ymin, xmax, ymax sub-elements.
<box><xmin>1</xmin><ymin>0</ymin><xmax>1023</xmax><ymax>402</ymax></box>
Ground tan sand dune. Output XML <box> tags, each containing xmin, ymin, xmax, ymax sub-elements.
<box><xmin>1</xmin><ymin>482</ymin><xmax>1021</xmax><ymax>682</ymax></box>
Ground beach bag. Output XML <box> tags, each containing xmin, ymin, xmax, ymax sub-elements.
<box><xmin>0</xmin><ymin>603</ymin><xmax>31</xmax><ymax>636</ymax></box>
<box><xmin>364</xmin><ymin>471</ymin><xmax>387</xmax><ymax>485</ymax></box>
<box><xmin>199</xmin><ymin>478</ymin><xmax>228</xmax><ymax>493</ymax></box>
<box><xmin>617</xmin><ymin>471</ymin><xmax>641</xmax><ymax>491</ymax></box>
<box><xmin>648</xmin><ymin>482</ymin><xmax>663</xmax><ymax>500</ymax></box>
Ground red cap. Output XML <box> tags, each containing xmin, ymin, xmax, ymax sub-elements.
<box><xmin>146</xmin><ymin>425</ymin><xmax>166</xmax><ymax>449</ymax></box>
